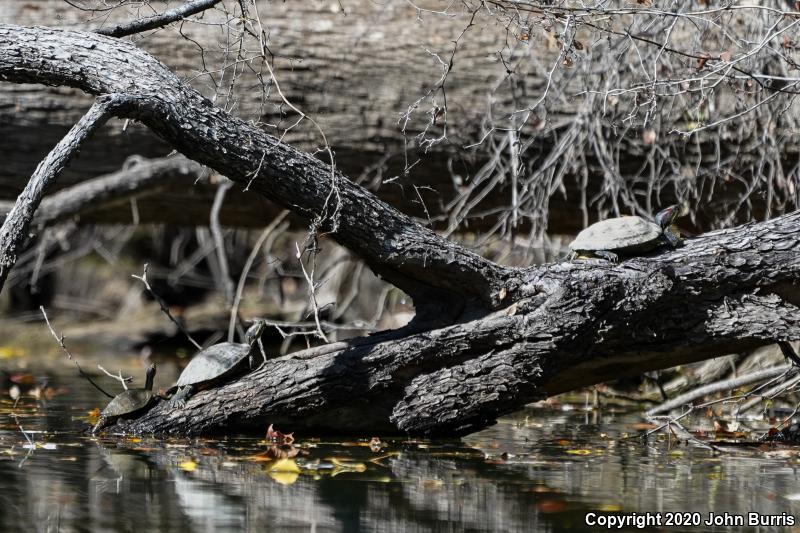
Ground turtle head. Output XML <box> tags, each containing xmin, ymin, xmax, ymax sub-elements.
<box><xmin>144</xmin><ymin>364</ymin><xmax>157</xmax><ymax>391</ymax></box>
<box><xmin>245</xmin><ymin>320</ymin><xmax>267</xmax><ymax>346</ymax></box>
<box><xmin>654</xmin><ymin>205</ymin><xmax>680</xmax><ymax>229</ymax></box>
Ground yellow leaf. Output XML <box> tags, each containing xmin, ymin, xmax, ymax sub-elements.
<box><xmin>565</xmin><ymin>449</ymin><xmax>592</xmax><ymax>455</ymax></box>
<box><xmin>0</xmin><ymin>346</ymin><xmax>26</xmax><ymax>359</ymax></box>
<box><xmin>178</xmin><ymin>460</ymin><xmax>197</xmax><ymax>472</ymax></box>
<box><xmin>269</xmin><ymin>471</ymin><xmax>299</xmax><ymax>485</ymax></box>
<box><xmin>598</xmin><ymin>504</ymin><xmax>622</xmax><ymax>512</ymax></box>
<box><xmin>268</xmin><ymin>458</ymin><xmax>300</xmax><ymax>473</ymax></box>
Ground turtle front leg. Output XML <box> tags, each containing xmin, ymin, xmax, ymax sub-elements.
<box><xmin>594</xmin><ymin>250</ymin><xmax>619</xmax><ymax>262</ymax></box>
<box><xmin>663</xmin><ymin>227</ymin><xmax>682</xmax><ymax>247</ymax></box>
<box><xmin>167</xmin><ymin>385</ymin><xmax>194</xmax><ymax>408</ymax></box>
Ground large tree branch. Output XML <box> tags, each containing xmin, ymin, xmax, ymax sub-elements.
<box><xmin>122</xmin><ymin>212</ymin><xmax>800</xmax><ymax>436</ymax></box>
<box><xmin>0</xmin><ymin>24</ymin><xmax>514</xmax><ymax>314</ymax></box>
<box><xmin>2</xmin><ymin>25</ymin><xmax>798</xmax><ymax>437</ymax></box>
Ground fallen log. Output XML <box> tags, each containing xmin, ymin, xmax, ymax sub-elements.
<box><xmin>124</xmin><ymin>212</ymin><xmax>800</xmax><ymax>436</ymax></box>
<box><xmin>0</xmin><ymin>24</ymin><xmax>798</xmax><ymax>436</ymax></box>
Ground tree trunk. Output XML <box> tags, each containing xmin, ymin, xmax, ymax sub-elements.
<box><xmin>1</xmin><ymin>1</ymin><xmax>797</xmax><ymax>234</ymax></box>
<box><xmin>1</xmin><ymin>24</ymin><xmax>798</xmax><ymax>436</ymax></box>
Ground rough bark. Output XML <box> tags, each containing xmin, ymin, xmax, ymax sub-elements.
<box><xmin>1</xmin><ymin>24</ymin><xmax>798</xmax><ymax>436</ymax></box>
<box><xmin>122</xmin><ymin>211</ymin><xmax>800</xmax><ymax>436</ymax></box>
<box><xmin>1</xmin><ymin>1</ymin><xmax>797</xmax><ymax>234</ymax></box>
<box><xmin>0</xmin><ymin>24</ymin><xmax>518</xmax><ymax>315</ymax></box>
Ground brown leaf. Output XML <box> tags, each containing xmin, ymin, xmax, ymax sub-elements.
<box><xmin>249</xmin><ymin>444</ymin><xmax>299</xmax><ymax>462</ymax></box>
<box><xmin>697</xmin><ymin>53</ymin><xmax>710</xmax><ymax>70</ymax></box>
<box><xmin>720</xmin><ymin>51</ymin><xmax>732</xmax><ymax>62</ymax></box>
<box><xmin>266</xmin><ymin>423</ymin><xmax>295</xmax><ymax>444</ymax></box>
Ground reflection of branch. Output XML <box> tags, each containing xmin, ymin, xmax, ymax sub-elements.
<box><xmin>132</xmin><ymin>263</ymin><xmax>202</xmax><ymax>350</ymax></box>
<box><xmin>40</xmin><ymin>306</ymin><xmax>114</xmax><ymax>399</ymax></box>
<box><xmin>95</xmin><ymin>0</ymin><xmax>223</xmax><ymax>38</ymax></box>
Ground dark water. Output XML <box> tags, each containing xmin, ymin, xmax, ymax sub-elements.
<box><xmin>2</xmin><ymin>356</ymin><xmax>800</xmax><ymax>532</ymax></box>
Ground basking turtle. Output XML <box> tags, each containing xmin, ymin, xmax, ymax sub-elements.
<box><xmin>167</xmin><ymin>320</ymin><xmax>266</xmax><ymax>408</ymax></box>
<box><xmin>569</xmin><ymin>205</ymin><xmax>682</xmax><ymax>262</ymax></box>
<box><xmin>93</xmin><ymin>364</ymin><xmax>158</xmax><ymax>434</ymax></box>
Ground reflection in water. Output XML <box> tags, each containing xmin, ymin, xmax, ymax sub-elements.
<box><xmin>1</xmin><ymin>373</ymin><xmax>800</xmax><ymax>532</ymax></box>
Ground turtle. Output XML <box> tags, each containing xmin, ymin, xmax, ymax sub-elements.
<box><xmin>166</xmin><ymin>320</ymin><xmax>266</xmax><ymax>408</ymax></box>
<box><xmin>569</xmin><ymin>205</ymin><xmax>682</xmax><ymax>262</ymax></box>
<box><xmin>93</xmin><ymin>364</ymin><xmax>158</xmax><ymax>434</ymax></box>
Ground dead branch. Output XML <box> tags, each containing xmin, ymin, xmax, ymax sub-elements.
<box><xmin>95</xmin><ymin>0</ymin><xmax>223</xmax><ymax>38</ymax></box>
<box><xmin>0</xmin><ymin>94</ymin><xmax>135</xmax><ymax>291</ymax></box>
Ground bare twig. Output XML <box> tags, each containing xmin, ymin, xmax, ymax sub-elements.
<box><xmin>97</xmin><ymin>365</ymin><xmax>132</xmax><ymax>391</ymax></box>
<box><xmin>295</xmin><ymin>242</ymin><xmax>329</xmax><ymax>343</ymax></box>
<box><xmin>132</xmin><ymin>263</ymin><xmax>202</xmax><ymax>350</ymax></box>
<box><xmin>95</xmin><ymin>0</ymin><xmax>223</xmax><ymax>38</ymax></box>
<box><xmin>646</xmin><ymin>365</ymin><xmax>793</xmax><ymax>416</ymax></box>
<box><xmin>39</xmin><ymin>306</ymin><xmax>114</xmax><ymax>399</ymax></box>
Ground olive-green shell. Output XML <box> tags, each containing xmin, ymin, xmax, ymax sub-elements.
<box><xmin>100</xmin><ymin>389</ymin><xmax>155</xmax><ymax>418</ymax></box>
<box><xmin>175</xmin><ymin>342</ymin><xmax>251</xmax><ymax>387</ymax></box>
<box><xmin>569</xmin><ymin>216</ymin><xmax>663</xmax><ymax>253</ymax></box>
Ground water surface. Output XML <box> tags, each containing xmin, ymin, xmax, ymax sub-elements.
<box><xmin>1</xmin><ymin>354</ymin><xmax>799</xmax><ymax>532</ymax></box>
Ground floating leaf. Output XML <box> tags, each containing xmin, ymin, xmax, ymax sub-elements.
<box><xmin>598</xmin><ymin>504</ymin><xmax>623</xmax><ymax>512</ymax></box>
<box><xmin>8</xmin><ymin>373</ymin><xmax>35</xmax><ymax>385</ymax></box>
<box><xmin>178</xmin><ymin>459</ymin><xmax>197</xmax><ymax>472</ymax></box>
<box><xmin>330</xmin><ymin>457</ymin><xmax>367</xmax><ymax>472</ymax></box>
<box><xmin>537</xmin><ymin>500</ymin><xmax>566</xmax><ymax>513</ymax></box>
<box><xmin>565</xmin><ymin>449</ymin><xmax>592</xmax><ymax>455</ymax></box>
<box><xmin>268</xmin><ymin>471</ymin><xmax>299</xmax><ymax>485</ymax></box>
<box><xmin>0</xmin><ymin>346</ymin><xmax>26</xmax><ymax>359</ymax></box>
<box><xmin>268</xmin><ymin>458</ymin><xmax>301</xmax><ymax>473</ymax></box>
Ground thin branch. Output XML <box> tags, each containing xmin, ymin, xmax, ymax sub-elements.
<box><xmin>645</xmin><ymin>364</ymin><xmax>793</xmax><ymax>416</ymax></box>
<box><xmin>97</xmin><ymin>365</ymin><xmax>132</xmax><ymax>391</ymax></box>
<box><xmin>228</xmin><ymin>210</ymin><xmax>289</xmax><ymax>342</ymax></box>
<box><xmin>95</xmin><ymin>0</ymin><xmax>223</xmax><ymax>38</ymax></box>
<box><xmin>132</xmin><ymin>263</ymin><xmax>203</xmax><ymax>350</ymax></box>
<box><xmin>40</xmin><ymin>306</ymin><xmax>114</xmax><ymax>399</ymax></box>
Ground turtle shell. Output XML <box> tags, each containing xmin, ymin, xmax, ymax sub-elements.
<box><xmin>101</xmin><ymin>389</ymin><xmax>155</xmax><ymax>418</ymax></box>
<box><xmin>176</xmin><ymin>342</ymin><xmax>252</xmax><ymax>387</ymax></box>
<box><xmin>569</xmin><ymin>216</ymin><xmax>662</xmax><ymax>252</ymax></box>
